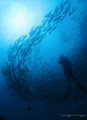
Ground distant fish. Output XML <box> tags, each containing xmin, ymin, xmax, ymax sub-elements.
<box><xmin>69</xmin><ymin>7</ymin><xmax>77</xmax><ymax>16</ymax></box>
<box><xmin>45</xmin><ymin>11</ymin><xmax>52</xmax><ymax>18</ymax></box>
<box><xmin>27</xmin><ymin>106</ymin><xmax>32</xmax><ymax>111</ymax></box>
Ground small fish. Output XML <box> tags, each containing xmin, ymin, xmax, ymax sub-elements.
<box><xmin>27</xmin><ymin>107</ymin><xmax>32</xmax><ymax>111</ymax></box>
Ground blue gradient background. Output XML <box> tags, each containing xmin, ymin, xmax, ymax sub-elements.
<box><xmin>0</xmin><ymin>0</ymin><xmax>87</xmax><ymax>120</ymax></box>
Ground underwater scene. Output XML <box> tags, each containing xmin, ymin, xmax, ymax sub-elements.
<box><xmin>0</xmin><ymin>0</ymin><xmax>87</xmax><ymax>120</ymax></box>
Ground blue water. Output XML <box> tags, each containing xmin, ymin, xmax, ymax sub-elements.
<box><xmin>0</xmin><ymin>0</ymin><xmax>87</xmax><ymax>120</ymax></box>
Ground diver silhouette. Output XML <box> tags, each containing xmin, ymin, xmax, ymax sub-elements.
<box><xmin>58</xmin><ymin>55</ymin><xmax>87</xmax><ymax>100</ymax></box>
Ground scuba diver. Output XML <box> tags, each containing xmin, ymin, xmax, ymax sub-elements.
<box><xmin>58</xmin><ymin>55</ymin><xmax>87</xmax><ymax>100</ymax></box>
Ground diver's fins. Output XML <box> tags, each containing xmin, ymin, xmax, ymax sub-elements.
<box><xmin>76</xmin><ymin>80</ymin><xmax>87</xmax><ymax>94</ymax></box>
<box><xmin>63</xmin><ymin>87</ymin><xmax>71</xmax><ymax>101</ymax></box>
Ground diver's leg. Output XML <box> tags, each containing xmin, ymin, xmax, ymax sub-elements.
<box><xmin>63</xmin><ymin>76</ymin><xmax>71</xmax><ymax>100</ymax></box>
<box><xmin>71</xmin><ymin>74</ymin><xmax>87</xmax><ymax>94</ymax></box>
<box><xmin>71</xmin><ymin>74</ymin><xmax>77</xmax><ymax>81</ymax></box>
<box><xmin>67</xmin><ymin>76</ymin><xmax>71</xmax><ymax>88</ymax></box>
